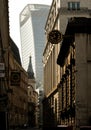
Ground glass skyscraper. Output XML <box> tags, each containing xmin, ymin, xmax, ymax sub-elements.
<box><xmin>19</xmin><ymin>4</ymin><xmax>50</xmax><ymax>88</ymax></box>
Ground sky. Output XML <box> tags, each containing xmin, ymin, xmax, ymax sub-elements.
<box><xmin>9</xmin><ymin>0</ymin><xmax>52</xmax><ymax>58</ymax></box>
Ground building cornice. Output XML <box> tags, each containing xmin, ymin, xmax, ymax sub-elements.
<box><xmin>57</xmin><ymin>17</ymin><xmax>91</xmax><ymax>67</ymax></box>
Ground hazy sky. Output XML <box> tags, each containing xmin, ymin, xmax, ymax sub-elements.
<box><xmin>9</xmin><ymin>0</ymin><xmax>52</xmax><ymax>57</ymax></box>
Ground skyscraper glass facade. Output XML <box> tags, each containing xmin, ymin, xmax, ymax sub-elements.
<box><xmin>20</xmin><ymin>4</ymin><xmax>50</xmax><ymax>88</ymax></box>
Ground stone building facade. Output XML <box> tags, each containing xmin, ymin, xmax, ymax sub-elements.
<box><xmin>0</xmin><ymin>1</ymin><xmax>39</xmax><ymax>129</ymax></box>
<box><xmin>28</xmin><ymin>78</ymin><xmax>39</xmax><ymax>127</ymax></box>
<box><xmin>43</xmin><ymin>0</ymin><xmax>91</xmax><ymax>129</ymax></box>
<box><xmin>8</xmin><ymin>38</ymin><xmax>28</xmax><ymax>128</ymax></box>
<box><xmin>0</xmin><ymin>0</ymin><xmax>10</xmax><ymax>130</ymax></box>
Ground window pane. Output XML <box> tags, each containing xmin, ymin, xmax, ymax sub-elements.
<box><xmin>72</xmin><ymin>2</ymin><xmax>75</xmax><ymax>10</ymax></box>
<box><xmin>68</xmin><ymin>2</ymin><xmax>80</xmax><ymax>10</ymax></box>
<box><xmin>68</xmin><ymin>2</ymin><xmax>72</xmax><ymax>10</ymax></box>
<box><xmin>77</xmin><ymin>2</ymin><xmax>80</xmax><ymax>10</ymax></box>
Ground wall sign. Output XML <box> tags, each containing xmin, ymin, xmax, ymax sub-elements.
<box><xmin>48</xmin><ymin>30</ymin><xmax>62</xmax><ymax>44</ymax></box>
<box><xmin>10</xmin><ymin>71</ymin><xmax>21</xmax><ymax>86</ymax></box>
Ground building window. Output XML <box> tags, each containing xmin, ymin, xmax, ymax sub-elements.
<box><xmin>68</xmin><ymin>2</ymin><xmax>80</xmax><ymax>10</ymax></box>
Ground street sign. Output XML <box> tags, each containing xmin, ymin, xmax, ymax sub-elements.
<box><xmin>10</xmin><ymin>71</ymin><xmax>21</xmax><ymax>86</ymax></box>
<box><xmin>48</xmin><ymin>30</ymin><xmax>62</xmax><ymax>44</ymax></box>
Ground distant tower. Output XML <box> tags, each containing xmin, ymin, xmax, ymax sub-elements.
<box><xmin>19</xmin><ymin>4</ymin><xmax>50</xmax><ymax>89</ymax></box>
<box><xmin>27</xmin><ymin>56</ymin><xmax>34</xmax><ymax>79</ymax></box>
